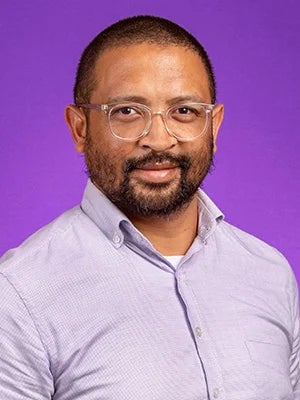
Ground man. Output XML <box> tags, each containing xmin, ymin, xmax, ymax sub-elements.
<box><xmin>0</xmin><ymin>15</ymin><xmax>299</xmax><ymax>400</ymax></box>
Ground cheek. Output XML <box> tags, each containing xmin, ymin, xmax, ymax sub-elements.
<box><xmin>107</xmin><ymin>144</ymin><xmax>137</xmax><ymax>165</ymax></box>
<box><xmin>187</xmin><ymin>137</ymin><xmax>213</xmax><ymax>166</ymax></box>
<box><xmin>90</xmin><ymin>125</ymin><xmax>132</xmax><ymax>159</ymax></box>
<box><xmin>90</xmin><ymin>136</ymin><xmax>137</xmax><ymax>177</ymax></box>
<box><xmin>186</xmin><ymin>138</ymin><xmax>211</xmax><ymax>157</ymax></box>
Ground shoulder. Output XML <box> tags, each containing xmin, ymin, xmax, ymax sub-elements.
<box><xmin>0</xmin><ymin>205</ymin><xmax>105</xmax><ymax>279</ymax></box>
<box><xmin>216</xmin><ymin>220</ymin><xmax>296</xmax><ymax>290</ymax></box>
<box><xmin>0</xmin><ymin>204</ymin><xmax>114</xmax><ymax>321</ymax></box>
<box><xmin>219</xmin><ymin>220</ymin><xmax>285</xmax><ymax>259</ymax></box>
<box><xmin>1</xmin><ymin>206</ymin><xmax>79</xmax><ymax>266</ymax></box>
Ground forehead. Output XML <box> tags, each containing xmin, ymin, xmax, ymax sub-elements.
<box><xmin>92</xmin><ymin>44</ymin><xmax>211</xmax><ymax>103</ymax></box>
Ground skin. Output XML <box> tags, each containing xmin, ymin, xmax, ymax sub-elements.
<box><xmin>65</xmin><ymin>44</ymin><xmax>224</xmax><ymax>255</ymax></box>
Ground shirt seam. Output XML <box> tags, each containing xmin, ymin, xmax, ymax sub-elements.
<box><xmin>0</xmin><ymin>272</ymin><xmax>53</xmax><ymax>372</ymax></box>
<box><xmin>2</xmin><ymin>209</ymin><xmax>84</xmax><ymax>270</ymax></box>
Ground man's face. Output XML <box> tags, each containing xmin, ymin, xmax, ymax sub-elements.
<box><xmin>69</xmin><ymin>44</ymin><xmax>223</xmax><ymax>218</ymax></box>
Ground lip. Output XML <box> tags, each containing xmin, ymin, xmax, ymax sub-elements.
<box><xmin>131</xmin><ymin>163</ymin><xmax>180</xmax><ymax>183</ymax></box>
<box><xmin>136</xmin><ymin>161</ymin><xmax>178</xmax><ymax>170</ymax></box>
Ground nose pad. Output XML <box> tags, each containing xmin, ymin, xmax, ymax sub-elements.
<box><xmin>150</xmin><ymin>111</ymin><xmax>173</xmax><ymax>137</ymax></box>
<box><xmin>153</xmin><ymin>111</ymin><xmax>167</xmax><ymax>126</ymax></box>
<box><xmin>138</xmin><ymin>111</ymin><xmax>177</xmax><ymax>151</ymax></box>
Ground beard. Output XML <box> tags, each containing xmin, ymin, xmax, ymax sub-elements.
<box><xmin>84</xmin><ymin>132</ymin><xmax>214</xmax><ymax>218</ymax></box>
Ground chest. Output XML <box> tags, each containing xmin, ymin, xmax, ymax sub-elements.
<box><xmin>43</xmin><ymin>248</ymin><xmax>294</xmax><ymax>400</ymax></box>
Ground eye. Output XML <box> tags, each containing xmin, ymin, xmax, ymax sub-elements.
<box><xmin>176</xmin><ymin>106</ymin><xmax>194</xmax><ymax>115</ymax></box>
<box><xmin>170</xmin><ymin>104</ymin><xmax>202</xmax><ymax>122</ymax></box>
<box><xmin>110</xmin><ymin>104</ymin><xmax>145</xmax><ymax>123</ymax></box>
<box><xmin>114</xmin><ymin>106</ymin><xmax>138</xmax><ymax>116</ymax></box>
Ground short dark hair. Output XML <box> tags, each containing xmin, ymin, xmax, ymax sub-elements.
<box><xmin>74</xmin><ymin>15</ymin><xmax>216</xmax><ymax>105</ymax></box>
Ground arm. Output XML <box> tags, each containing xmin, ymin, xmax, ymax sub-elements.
<box><xmin>0</xmin><ymin>273</ymin><xmax>54</xmax><ymax>398</ymax></box>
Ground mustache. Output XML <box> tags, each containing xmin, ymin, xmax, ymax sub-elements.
<box><xmin>124</xmin><ymin>152</ymin><xmax>191</xmax><ymax>173</ymax></box>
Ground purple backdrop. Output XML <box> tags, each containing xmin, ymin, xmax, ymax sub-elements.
<box><xmin>1</xmin><ymin>1</ymin><xmax>299</xmax><ymax>282</ymax></box>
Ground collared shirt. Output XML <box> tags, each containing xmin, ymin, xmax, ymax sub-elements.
<box><xmin>0</xmin><ymin>180</ymin><xmax>299</xmax><ymax>400</ymax></box>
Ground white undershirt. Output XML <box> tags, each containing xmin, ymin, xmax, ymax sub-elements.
<box><xmin>164</xmin><ymin>255</ymin><xmax>184</xmax><ymax>269</ymax></box>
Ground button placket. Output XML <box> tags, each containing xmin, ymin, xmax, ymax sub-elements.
<box><xmin>176</xmin><ymin>245</ymin><xmax>224</xmax><ymax>400</ymax></box>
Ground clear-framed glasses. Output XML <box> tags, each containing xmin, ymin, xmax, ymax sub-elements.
<box><xmin>77</xmin><ymin>102</ymin><xmax>215</xmax><ymax>142</ymax></box>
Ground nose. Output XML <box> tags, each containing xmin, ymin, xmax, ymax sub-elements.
<box><xmin>138</xmin><ymin>112</ymin><xmax>178</xmax><ymax>151</ymax></box>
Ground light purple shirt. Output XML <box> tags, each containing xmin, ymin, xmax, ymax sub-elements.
<box><xmin>0</xmin><ymin>180</ymin><xmax>299</xmax><ymax>399</ymax></box>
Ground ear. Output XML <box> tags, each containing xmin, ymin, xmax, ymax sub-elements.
<box><xmin>64</xmin><ymin>105</ymin><xmax>87</xmax><ymax>153</ymax></box>
<box><xmin>211</xmin><ymin>103</ymin><xmax>224</xmax><ymax>154</ymax></box>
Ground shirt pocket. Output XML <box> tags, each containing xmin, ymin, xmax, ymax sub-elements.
<box><xmin>245</xmin><ymin>340</ymin><xmax>293</xmax><ymax>399</ymax></box>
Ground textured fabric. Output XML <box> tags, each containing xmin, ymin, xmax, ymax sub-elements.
<box><xmin>0</xmin><ymin>179</ymin><xmax>299</xmax><ymax>400</ymax></box>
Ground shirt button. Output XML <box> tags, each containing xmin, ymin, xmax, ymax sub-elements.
<box><xmin>200</xmin><ymin>226</ymin><xmax>206</xmax><ymax>234</ymax></box>
<box><xmin>112</xmin><ymin>233</ymin><xmax>121</xmax><ymax>244</ymax></box>
<box><xmin>195</xmin><ymin>326</ymin><xmax>202</xmax><ymax>337</ymax></box>
<box><xmin>213</xmin><ymin>388</ymin><xmax>219</xmax><ymax>398</ymax></box>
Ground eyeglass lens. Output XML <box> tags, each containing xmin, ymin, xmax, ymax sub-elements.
<box><xmin>108</xmin><ymin>104</ymin><xmax>209</xmax><ymax>140</ymax></box>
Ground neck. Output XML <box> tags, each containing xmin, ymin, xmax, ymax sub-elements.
<box><xmin>127</xmin><ymin>196</ymin><xmax>199</xmax><ymax>256</ymax></box>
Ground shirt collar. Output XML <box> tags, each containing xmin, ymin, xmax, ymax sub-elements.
<box><xmin>81</xmin><ymin>180</ymin><xmax>224</xmax><ymax>245</ymax></box>
<box><xmin>197</xmin><ymin>189</ymin><xmax>224</xmax><ymax>242</ymax></box>
<box><xmin>80</xmin><ymin>179</ymin><xmax>129</xmax><ymax>248</ymax></box>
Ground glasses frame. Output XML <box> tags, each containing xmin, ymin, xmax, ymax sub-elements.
<box><xmin>77</xmin><ymin>102</ymin><xmax>215</xmax><ymax>142</ymax></box>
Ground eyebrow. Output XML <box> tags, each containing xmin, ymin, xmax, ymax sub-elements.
<box><xmin>106</xmin><ymin>95</ymin><xmax>149</xmax><ymax>104</ymax></box>
<box><xmin>165</xmin><ymin>95</ymin><xmax>208</xmax><ymax>105</ymax></box>
<box><xmin>105</xmin><ymin>94</ymin><xmax>208</xmax><ymax>105</ymax></box>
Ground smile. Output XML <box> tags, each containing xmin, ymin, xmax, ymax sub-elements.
<box><xmin>131</xmin><ymin>163</ymin><xmax>180</xmax><ymax>183</ymax></box>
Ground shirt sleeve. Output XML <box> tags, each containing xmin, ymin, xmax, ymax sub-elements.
<box><xmin>289</xmin><ymin>272</ymin><xmax>300</xmax><ymax>398</ymax></box>
<box><xmin>0</xmin><ymin>273</ymin><xmax>54</xmax><ymax>399</ymax></box>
